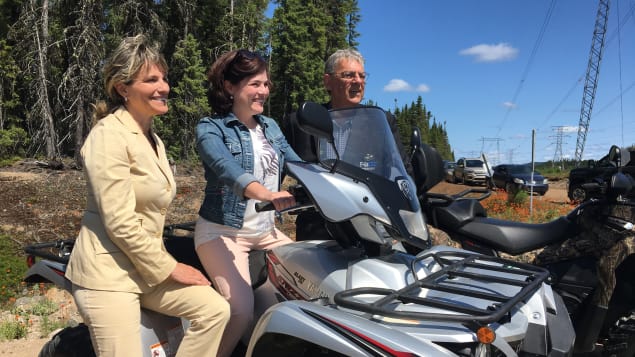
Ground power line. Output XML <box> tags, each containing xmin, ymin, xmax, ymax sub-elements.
<box><xmin>495</xmin><ymin>0</ymin><xmax>557</xmax><ymax>138</ymax></box>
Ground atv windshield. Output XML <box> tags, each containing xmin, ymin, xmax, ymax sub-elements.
<box><xmin>318</xmin><ymin>106</ymin><xmax>410</xmax><ymax>183</ymax></box>
<box><xmin>315</xmin><ymin>106</ymin><xmax>428</xmax><ymax>247</ymax></box>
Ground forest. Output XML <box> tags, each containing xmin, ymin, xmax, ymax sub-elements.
<box><xmin>0</xmin><ymin>0</ymin><xmax>454</xmax><ymax>166</ymax></box>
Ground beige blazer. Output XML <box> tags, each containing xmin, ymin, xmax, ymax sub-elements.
<box><xmin>66</xmin><ymin>107</ymin><xmax>177</xmax><ymax>293</ymax></box>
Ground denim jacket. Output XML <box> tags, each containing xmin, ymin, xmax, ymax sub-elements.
<box><xmin>196</xmin><ymin>113</ymin><xmax>301</xmax><ymax>228</ymax></box>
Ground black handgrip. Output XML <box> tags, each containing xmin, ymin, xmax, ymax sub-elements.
<box><xmin>255</xmin><ymin>201</ymin><xmax>275</xmax><ymax>212</ymax></box>
<box><xmin>254</xmin><ymin>185</ymin><xmax>309</xmax><ymax>212</ymax></box>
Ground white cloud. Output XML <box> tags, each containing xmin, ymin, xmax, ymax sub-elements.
<box><xmin>502</xmin><ymin>101</ymin><xmax>517</xmax><ymax>109</ymax></box>
<box><xmin>384</xmin><ymin>79</ymin><xmax>430</xmax><ymax>93</ymax></box>
<box><xmin>416</xmin><ymin>84</ymin><xmax>431</xmax><ymax>92</ymax></box>
<box><xmin>384</xmin><ymin>79</ymin><xmax>411</xmax><ymax>92</ymax></box>
<box><xmin>459</xmin><ymin>43</ymin><xmax>519</xmax><ymax>62</ymax></box>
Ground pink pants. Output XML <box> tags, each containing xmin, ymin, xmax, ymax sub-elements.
<box><xmin>195</xmin><ymin>226</ymin><xmax>293</xmax><ymax>357</ymax></box>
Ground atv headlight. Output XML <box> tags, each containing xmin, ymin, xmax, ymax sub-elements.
<box><xmin>399</xmin><ymin>208</ymin><xmax>429</xmax><ymax>242</ymax></box>
<box><xmin>513</xmin><ymin>178</ymin><xmax>525</xmax><ymax>184</ymax></box>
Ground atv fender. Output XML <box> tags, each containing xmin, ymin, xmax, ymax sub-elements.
<box><xmin>247</xmin><ymin>300</ymin><xmax>458</xmax><ymax>356</ymax></box>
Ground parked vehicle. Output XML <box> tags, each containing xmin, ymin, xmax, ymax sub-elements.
<box><xmin>491</xmin><ymin>164</ymin><xmax>549</xmax><ymax>195</ymax></box>
<box><xmin>568</xmin><ymin>147</ymin><xmax>628</xmax><ymax>202</ymax></box>
<box><xmin>25</xmin><ymin>103</ymin><xmax>574</xmax><ymax>357</ymax></box>
<box><xmin>411</xmin><ymin>140</ymin><xmax>635</xmax><ymax>356</ymax></box>
<box><xmin>454</xmin><ymin>157</ymin><xmax>488</xmax><ymax>185</ymax></box>
<box><xmin>443</xmin><ymin>160</ymin><xmax>456</xmax><ymax>182</ymax></box>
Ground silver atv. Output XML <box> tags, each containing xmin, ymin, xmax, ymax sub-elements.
<box><xmin>23</xmin><ymin>102</ymin><xmax>575</xmax><ymax>356</ymax></box>
<box><xmin>244</xmin><ymin>102</ymin><xmax>575</xmax><ymax>356</ymax></box>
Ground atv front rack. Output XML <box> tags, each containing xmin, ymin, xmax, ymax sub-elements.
<box><xmin>334</xmin><ymin>251</ymin><xmax>549</xmax><ymax>328</ymax></box>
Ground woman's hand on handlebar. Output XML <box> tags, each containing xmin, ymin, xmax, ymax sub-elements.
<box><xmin>244</xmin><ymin>181</ymin><xmax>296</xmax><ymax>212</ymax></box>
<box><xmin>268</xmin><ymin>190</ymin><xmax>296</xmax><ymax>211</ymax></box>
<box><xmin>169</xmin><ymin>262</ymin><xmax>211</xmax><ymax>286</ymax></box>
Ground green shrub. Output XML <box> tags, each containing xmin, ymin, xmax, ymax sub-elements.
<box><xmin>0</xmin><ymin>312</ymin><xmax>28</xmax><ymax>340</ymax></box>
<box><xmin>0</xmin><ymin>127</ymin><xmax>29</xmax><ymax>160</ymax></box>
<box><xmin>0</xmin><ymin>234</ymin><xmax>28</xmax><ymax>304</ymax></box>
<box><xmin>29</xmin><ymin>298</ymin><xmax>57</xmax><ymax>316</ymax></box>
<box><xmin>39</xmin><ymin>315</ymin><xmax>68</xmax><ymax>338</ymax></box>
<box><xmin>510</xmin><ymin>190</ymin><xmax>529</xmax><ymax>205</ymax></box>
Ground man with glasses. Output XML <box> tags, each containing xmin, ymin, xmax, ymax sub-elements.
<box><xmin>284</xmin><ymin>48</ymin><xmax>407</xmax><ymax>164</ymax></box>
<box><xmin>283</xmin><ymin>48</ymin><xmax>412</xmax><ymax>241</ymax></box>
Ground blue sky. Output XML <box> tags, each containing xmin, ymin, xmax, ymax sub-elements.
<box><xmin>353</xmin><ymin>1</ymin><xmax>634</xmax><ymax>165</ymax></box>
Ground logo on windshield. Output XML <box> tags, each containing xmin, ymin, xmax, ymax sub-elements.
<box><xmin>397</xmin><ymin>178</ymin><xmax>414</xmax><ymax>201</ymax></box>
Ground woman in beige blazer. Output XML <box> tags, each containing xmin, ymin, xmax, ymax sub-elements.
<box><xmin>65</xmin><ymin>35</ymin><xmax>229</xmax><ymax>357</ymax></box>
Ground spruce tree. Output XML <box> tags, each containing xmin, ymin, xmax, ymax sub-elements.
<box><xmin>159</xmin><ymin>34</ymin><xmax>210</xmax><ymax>161</ymax></box>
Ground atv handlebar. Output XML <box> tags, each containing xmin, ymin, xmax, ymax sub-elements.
<box><xmin>24</xmin><ymin>239</ymin><xmax>74</xmax><ymax>264</ymax></box>
<box><xmin>255</xmin><ymin>184</ymin><xmax>314</xmax><ymax>213</ymax></box>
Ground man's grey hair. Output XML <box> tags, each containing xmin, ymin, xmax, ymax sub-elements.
<box><xmin>324</xmin><ymin>48</ymin><xmax>365</xmax><ymax>74</ymax></box>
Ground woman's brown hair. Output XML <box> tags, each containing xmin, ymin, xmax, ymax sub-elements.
<box><xmin>207</xmin><ymin>49</ymin><xmax>270</xmax><ymax>116</ymax></box>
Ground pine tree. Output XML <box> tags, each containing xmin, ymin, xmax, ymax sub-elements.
<box><xmin>11</xmin><ymin>0</ymin><xmax>58</xmax><ymax>159</ymax></box>
<box><xmin>393</xmin><ymin>96</ymin><xmax>454</xmax><ymax>161</ymax></box>
<box><xmin>0</xmin><ymin>39</ymin><xmax>20</xmax><ymax>130</ymax></box>
<box><xmin>269</xmin><ymin>0</ymin><xmax>360</xmax><ymax>121</ymax></box>
<box><xmin>159</xmin><ymin>34</ymin><xmax>210</xmax><ymax>161</ymax></box>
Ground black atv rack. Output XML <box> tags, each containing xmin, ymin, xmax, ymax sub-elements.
<box><xmin>334</xmin><ymin>251</ymin><xmax>549</xmax><ymax>328</ymax></box>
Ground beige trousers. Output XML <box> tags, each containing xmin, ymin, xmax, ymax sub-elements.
<box><xmin>73</xmin><ymin>279</ymin><xmax>230</xmax><ymax>357</ymax></box>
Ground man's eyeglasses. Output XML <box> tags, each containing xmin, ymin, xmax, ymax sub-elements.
<box><xmin>331</xmin><ymin>71</ymin><xmax>368</xmax><ymax>81</ymax></box>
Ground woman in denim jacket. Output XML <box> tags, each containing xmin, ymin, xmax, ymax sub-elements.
<box><xmin>194</xmin><ymin>49</ymin><xmax>301</xmax><ymax>357</ymax></box>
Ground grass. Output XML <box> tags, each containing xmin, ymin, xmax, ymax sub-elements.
<box><xmin>0</xmin><ymin>234</ymin><xmax>28</xmax><ymax>305</ymax></box>
<box><xmin>0</xmin><ymin>309</ymin><xmax>29</xmax><ymax>340</ymax></box>
<box><xmin>0</xmin><ymin>283</ymin><xmax>72</xmax><ymax>340</ymax></box>
<box><xmin>0</xmin><ymin>234</ymin><xmax>73</xmax><ymax>340</ymax></box>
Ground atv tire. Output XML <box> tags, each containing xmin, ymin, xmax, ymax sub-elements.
<box><xmin>39</xmin><ymin>323</ymin><xmax>95</xmax><ymax>357</ymax></box>
<box><xmin>569</xmin><ymin>184</ymin><xmax>587</xmax><ymax>203</ymax></box>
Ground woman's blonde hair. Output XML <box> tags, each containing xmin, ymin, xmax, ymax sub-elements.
<box><xmin>93</xmin><ymin>34</ymin><xmax>168</xmax><ymax>122</ymax></box>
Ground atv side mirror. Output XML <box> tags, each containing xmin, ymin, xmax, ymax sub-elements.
<box><xmin>608</xmin><ymin>145</ymin><xmax>621</xmax><ymax>167</ymax></box>
<box><xmin>296</xmin><ymin>102</ymin><xmax>334</xmax><ymax>144</ymax></box>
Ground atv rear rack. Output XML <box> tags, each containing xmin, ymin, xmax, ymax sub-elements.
<box><xmin>334</xmin><ymin>251</ymin><xmax>549</xmax><ymax>328</ymax></box>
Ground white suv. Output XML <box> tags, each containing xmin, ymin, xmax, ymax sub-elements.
<box><xmin>454</xmin><ymin>157</ymin><xmax>488</xmax><ymax>185</ymax></box>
